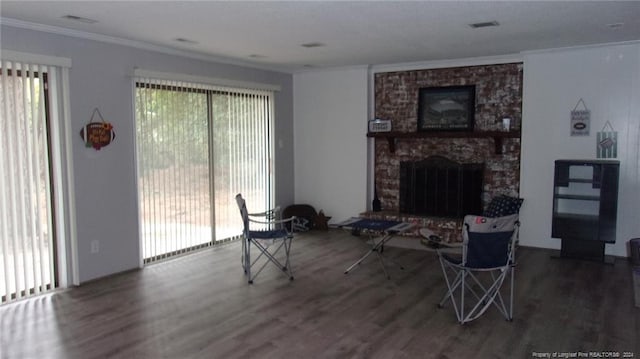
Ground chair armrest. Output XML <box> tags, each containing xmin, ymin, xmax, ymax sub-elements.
<box><xmin>248</xmin><ymin>206</ymin><xmax>281</xmax><ymax>217</ymax></box>
<box><xmin>248</xmin><ymin>216</ymin><xmax>297</xmax><ymax>226</ymax></box>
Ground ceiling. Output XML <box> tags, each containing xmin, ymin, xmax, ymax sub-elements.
<box><xmin>1</xmin><ymin>1</ymin><xmax>639</xmax><ymax>73</ymax></box>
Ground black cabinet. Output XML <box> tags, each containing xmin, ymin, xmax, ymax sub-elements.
<box><xmin>552</xmin><ymin>160</ymin><xmax>619</xmax><ymax>262</ymax></box>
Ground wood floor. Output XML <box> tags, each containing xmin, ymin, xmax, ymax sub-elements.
<box><xmin>1</xmin><ymin>229</ymin><xmax>638</xmax><ymax>359</ymax></box>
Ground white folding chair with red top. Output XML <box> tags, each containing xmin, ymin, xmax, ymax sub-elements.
<box><xmin>437</xmin><ymin>214</ymin><xmax>520</xmax><ymax>324</ymax></box>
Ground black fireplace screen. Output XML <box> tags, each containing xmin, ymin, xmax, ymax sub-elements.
<box><xmin>399</xmin><ymin>156</ymin><xmax>484</xmax><ymax>218</ymax></box>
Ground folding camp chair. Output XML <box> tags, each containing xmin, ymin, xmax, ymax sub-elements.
<box><xmin>437</xmin><ymin>214</ymin><xmax>520</xmax><ymax>324</ymax></box>
<box><xmin>236</xmin><ymin>193</ymin><xmax>296</xmax><ymax>284</ymax></box>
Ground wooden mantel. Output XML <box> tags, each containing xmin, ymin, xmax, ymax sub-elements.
<box><xmin>366</xmin><ymin>130</ymin><xmax>521</xmax><ymax>154</ymax></box>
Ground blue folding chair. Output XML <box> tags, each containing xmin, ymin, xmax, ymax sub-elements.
<box><xmin>437</xmin><ymin>214</ymin><xmax>520</xmax><ymax>324</ymax></box>
<box><xmin>235</xmin><ymin>194</ymin><xmax>296</xmax><ymax>284</ymax></box>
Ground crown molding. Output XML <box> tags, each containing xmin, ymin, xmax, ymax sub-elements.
<box><xmin>292</xmin><ymin>64</ymin><xmax>371</xmax><ymax>75</ymax></box>
<box><xmin>370</xmin><ymin>53</ymin><xmax>524</xmax><ymax>74</ymax></box>
<box><xmin>0</xmin><ymin>17</ymin><xmax>293</xmax><ymax>74</ymax></box>
<box><xmin>520</xmin><ymin>40</ymin><xmax>640</xmax><ymax>56</ymax></box>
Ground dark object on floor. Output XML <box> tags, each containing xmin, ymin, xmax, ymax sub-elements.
<box><xmin>282</xmin><ymin>204</ymin><xmax>318</xmax><ymax>231</ymax></box>
<box><xmin>372</xmin><ymin>187</ymin><xmax>382</xmax><ymax>211</ymax></box>
<box><xmin>314</xmin><ymin>210</ymin><xmax>331</xmax><ymax>230</ymax></box>
<box><xmin>421</xmin><ymin>235</ymin><xmax>444</xmax><ymax>249</ymax></box>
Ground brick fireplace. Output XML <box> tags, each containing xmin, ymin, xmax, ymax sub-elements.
<box><xmin>369</xmin><ymin>63</ymin><xmax>523</xmax><ymax>240</ymax></box>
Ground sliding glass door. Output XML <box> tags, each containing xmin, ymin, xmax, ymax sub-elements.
<box><xmin>135</xmin><ymin>77</ymin><xmax>274</xmax><ymax>263</ymax></box>
<box><xmin>0</xmin><ymin>61</ymin><xmax>57</xmax><ymax>303</ymax></box>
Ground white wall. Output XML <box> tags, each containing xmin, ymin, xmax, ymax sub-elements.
<box><xmin>1</xmin><ymin>25</ymin><xmax>294</xmax><ymax>283</ymax></box>
<box><xmin>520</xmin><ymin>43</ymin><xmax>640</xmax><ymax>257</ymax></box>
<box><xmin>293</xmin><ymin>68</ymin><xmax>369</xmax><ymax>222</ymax></box>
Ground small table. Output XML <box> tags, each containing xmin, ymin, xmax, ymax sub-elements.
<box><xmin>336</xmin><ymin>217</ymin><xmax>415</xmax><ymax>279</ymax></box>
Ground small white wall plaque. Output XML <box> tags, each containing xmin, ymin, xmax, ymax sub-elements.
<box><xmin>597</xmin><ymin>121</ymin><xmax>617</xmax><ymax>158</ymax></box>
<box><xmin>570</xmin><ymin>98</ymin><xmax>590</xmax><ymax>136</ymax></box>
<box><xmin>368</xmin><ymin>118</ymin><xmax>392</xmax><ymax>133</ymax></box>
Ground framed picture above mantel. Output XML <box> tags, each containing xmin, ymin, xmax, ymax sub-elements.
<box><xmin>417</xmin><ymin>85</ymin><xmax>476</xmax><ymax>132</ymax></box>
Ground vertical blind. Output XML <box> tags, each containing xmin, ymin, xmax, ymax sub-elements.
<box><xmin>0</xmin><ymin>60</ymin><xmax>57</xmax><ymax>303</ymax></box>
<box><xmin>211</xmin><ymin>90</ymin><xmax>274</xmax><ymax>239</ymax></box>
<box><xmin>135</xmin><ymin>79</ymin><xmax>211</xmax><ymax>262</ymax></box>
<box><xmin>135</xmin><ymin>77</ymin><xmax>274</xmax><ymax>263</ymax></box>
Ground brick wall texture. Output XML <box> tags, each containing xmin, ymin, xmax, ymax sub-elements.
<box><xmin>372</xmin><ymin>63</ymin><xmax>523</xmax><ymax>238</ymax></box>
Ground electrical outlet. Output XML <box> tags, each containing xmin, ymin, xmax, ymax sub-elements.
<box><xmin>91</xmin><ymin>240</ymin><xmax>99</xmax><ymax>254</ymax></box>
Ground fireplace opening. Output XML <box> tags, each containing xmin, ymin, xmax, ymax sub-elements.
<box><xmin>399</xmin><ymin>156</ymin><xmax>484</xmax><ymax>218</ymax></box>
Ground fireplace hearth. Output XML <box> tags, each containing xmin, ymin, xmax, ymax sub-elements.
<box><xmin>399</xmin><ymin>156</ymin><xmax>484</xmax><ymax>218</ymax></box>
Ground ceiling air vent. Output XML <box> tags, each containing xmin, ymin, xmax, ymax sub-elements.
<box><xmin>469</xmin><ymin>21</ymin><xmax>499</xmax><ymax>29</ymax></box>
<box><xmin>300</xmin><ymin>42</ymin><xmax>326</xmax><ymax>48</ymax></box>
